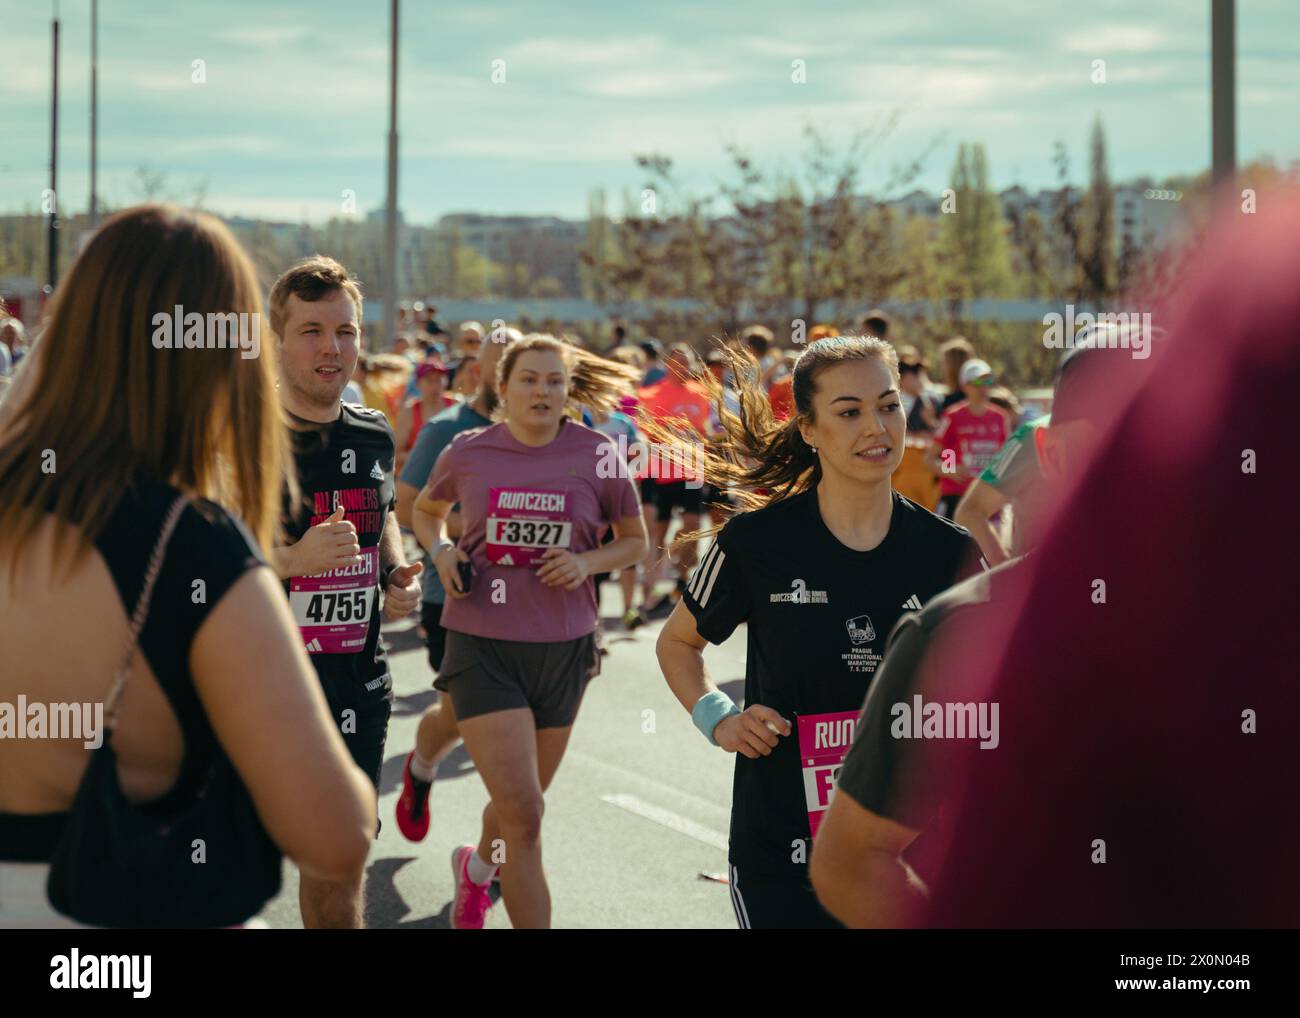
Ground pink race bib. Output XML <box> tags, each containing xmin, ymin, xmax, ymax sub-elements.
<box><xmin>797</xmin><ymin>709</ymin><xmax>860</xmax><ymax>837</ymax></box>
<box><xmin>485</xmin><ymin>487</ymin><xmax>573</xmax><ymax>567</ymax></box>
<box><xmin>289</xmin><ymin>545</ymin><xmax>377</xmax><ymax>654</ymax></box>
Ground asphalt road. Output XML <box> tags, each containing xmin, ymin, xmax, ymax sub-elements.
<box><xmin>257</xmin><ymin>581</ymin><xmax>748</xmax><ymax>930</ymax></box>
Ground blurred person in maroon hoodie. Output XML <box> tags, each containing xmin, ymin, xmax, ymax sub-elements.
<box><xmin>812</xmin><ymin>194</ymin><xmax>1300</xmax><ymax>928</ymax></box>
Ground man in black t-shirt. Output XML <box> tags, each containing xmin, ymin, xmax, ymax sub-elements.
<box><xmin>675</xmin><ymin>487</ymin><xmax>981</xmax><ymax>927</ymax></box>
<box><xmin>269</xmin><ymin>257</ymin><xmax>422</xmax><ymax>929</ymax></box>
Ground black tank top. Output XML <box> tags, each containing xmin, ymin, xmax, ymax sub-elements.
<box><xmin>0</xmin><ymin>473</ymin><xmax>264</xmax><ymax>862</ymax></box>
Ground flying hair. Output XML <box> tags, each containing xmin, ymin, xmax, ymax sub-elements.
<box><xmin>637</xmin><ymin>334</ymin><xmax>899</xmax><ymax>542</ymax></box>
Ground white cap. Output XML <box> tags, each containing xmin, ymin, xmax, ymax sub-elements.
<box><xmin>959</xmin><ymin>358</ymin><xmax>993</xmax><ymax>386</ymax></box>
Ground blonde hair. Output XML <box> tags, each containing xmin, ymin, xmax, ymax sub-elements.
<box><xmin>0</xmin><ymin>203</ymin><xmax>290</xmax><ymax>574</ymax></box>
<box><xmin>610</xmin><ymin>344</ymin><xmax>646</xmax><ymax>371</ymax></box>
<box><xmin>639</xmin><ymin>335</ymin><xmax>899</xmax><ymax>530</ymax></box>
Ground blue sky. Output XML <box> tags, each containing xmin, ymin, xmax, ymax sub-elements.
<box><xmin>1</xmin><ymin>0</ymin><xmax>1296</xmax><ymax>224</ymax></box>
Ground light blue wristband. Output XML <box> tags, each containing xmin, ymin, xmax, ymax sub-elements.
<box><xmin>692</xmin><ymin>690</ymin><xmax>741</xmax><ymax>747</ymax></box>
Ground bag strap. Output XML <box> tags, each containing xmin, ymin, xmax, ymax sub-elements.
<box><xmin>104</xmin><ymin>494</ymin><xmax>189</xmax><ymax>728</ymax></box>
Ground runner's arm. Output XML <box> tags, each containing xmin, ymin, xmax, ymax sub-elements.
<box><xmin>395</xmin><ymin>481</ymin><xmax>420</xmax><ymax>529</ymax></box>
<box><xmin>810</xmin><ymin>794</ymin><xmax>924</xmax><ymax>928</ymax></box>
<box><xmin>656</xmin><ymin>601</ymin><xmax>787</xmax><ymax>757</ymax></box>
<box><xmin>268</xmin><ymin>506</ymin><xmax>360</xmax><ymax>580</ymax></box>
<box><xmin>577</xmin><ymin>514</ymin><xmax>647</xmax><ymax>574</ymax></box>
<box><xmin>953</xmin><ymin>480</ymin><xmax>1010</xmax><ymax>566</ymax></box>
<box><xmin>656</xmin><ymin>600</ymin><xmax>719</xmax><ymax>713</ymax></box>
<box><xmin>412</xmin><ymin>493</ymin><xmax>472</xmax><ymax>596</ymax></box>
<box><xmin>411</xmin><ymin>490</ymin><xmax>452</xmax><ymax>556</ymax></box>
<box><xmin>268</xmin><ymin>545</ymin><xmax>297</xmax><ymax>580</ymax></box>
<box><xmin>398</xmin><ymin>479</ymin><xmax>463</xmax><ymax>538</ymax></box>
<box><xmin>378</xmin><ymin>511</ymin><xmax>408</xmax><ymax>574</ymax></box>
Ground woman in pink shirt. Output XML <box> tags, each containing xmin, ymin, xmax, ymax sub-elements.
<box><xmin>411</xmin><ymin>335</ymin><xmax>647</xmax><ymax>929</ymax></box>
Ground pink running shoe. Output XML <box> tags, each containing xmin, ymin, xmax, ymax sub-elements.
<box><xmin>450</xmin><ymin>845</ymin><xmax>494</xmax><ymax>930</ymax></box>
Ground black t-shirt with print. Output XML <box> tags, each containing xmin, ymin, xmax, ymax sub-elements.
<box><xmin>282</xmin><ymin>402</ymin><xmax>397</xmax><ymax>692</ymax></box>
<box><xmin>681</xmin><ymin>487</ymin><xmax>982</xmax><ymax>881</ymax></box>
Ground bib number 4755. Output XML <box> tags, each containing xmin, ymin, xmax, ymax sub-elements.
<box><xmin>303</xmin><ymin>590</ymin><xmax>371</xmax><ymax>624</ymax></box>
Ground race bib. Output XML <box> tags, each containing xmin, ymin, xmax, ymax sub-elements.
<box><xmin>963</xmin><ymin>439</ymin><xmax>1002</xmax><ymax>472</ymax></box>
<box><xmin>797</xmin><ymin>709</ymin><xmax>860</xmax><ymax>837</ymax></box>
<box><xmin>290</xmin><ymin>545</ymin><xmax>377</xmax><ymax>654</ymax></box>
<box><xmin>485</xmin><ymin>487</ymin><xmax>572</xmax><ymax>567</ymax></box>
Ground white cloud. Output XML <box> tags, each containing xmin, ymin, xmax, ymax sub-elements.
<box><xmin>214</xmin><ymin>25</ymin><xmax>315</xmax><ymax>49</ymax></box>
<box><xmin>1061</xmin><ymin>25</ymin><xmax>1166</xmax><ymax>55</ymax></box>
<box><xmin>585</xmin><ymin>68</ymin><xmax>739</xmax><ymax>98</ymax></box>
<box><xmin>501</xmin><ymin>35</ymin><xmax>670</xmax><ymax>67</ymax></box>
<box><xmin>202</xmin><ymin>193</ymin><xmax>346</xmax><ymax>221</ymax></box>
<box><xmin>1104</xmin><ymin>64</ymin><xmax>1175</xmax><ymax>84</ymax></box>
<box><xmin>733</xmin><ymin>35</ymin><xmax>855</xmax><ymax>59</ymax></box>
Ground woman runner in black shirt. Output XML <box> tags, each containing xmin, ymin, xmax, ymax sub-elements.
<box><xmin>653</xmin><ymin>336</ymin><xmax>982</xmax><ymax>929</ymax></box>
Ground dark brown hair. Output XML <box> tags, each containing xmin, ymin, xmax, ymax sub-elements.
<box><xmin>268</xmin><ymin>255</ymin><xmax>364</xmax><ymax>339</ymax></box>
<box><xmin>0</xmin><ymin>203</ymin><xmax>289</xmax><ymax>574</ymax></box>
<box><xmin>939</xmin><ymin>336</ymin><xmax>975</xmax><ymax>390</ymax></box>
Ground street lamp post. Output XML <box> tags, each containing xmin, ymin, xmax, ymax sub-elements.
<box><xmin>380</xmin><ymin>0</ymin><xmax>400</xmax><ymax>356</ymax></box>
<box><xmin>90</xmin><ymin>0</ymin><xmax>98</xmax><ymax>230</ymax></box>
<box><xmin>48</xmin><ymin>3</ymin><xmax>61</xmax><ymax>289</ymax></box>
<box><xmin>1211</xmin><ymin>0</ymin><xmax>1236</xmax><ymax>187</ymax></box>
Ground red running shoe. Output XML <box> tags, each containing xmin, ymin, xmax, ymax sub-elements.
<box><xmin>395</xmin><ymin>751</ymin><xmax>433</xmax><ymax>842</ymax></box>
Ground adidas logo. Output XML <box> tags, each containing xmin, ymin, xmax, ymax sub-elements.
<box><xmin>369</xmin><ymin>461</ymin><xmax>384</xmax><ymax>480</ymax></box>
<box><xmin>305</xmin><ymin>638</ymin><xmax>323</xmax><ymax>653</ymax></box>
<box><xmin>901</xmin><ymin>594</ymin><xmax>923</xmax><ymax>610</ymax></box>
<box><xmin>497</xmin><ymin>553</ymin><xmax>514</xmax><ymax>566</ymax></box>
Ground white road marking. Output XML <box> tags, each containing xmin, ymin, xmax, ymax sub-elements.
<box><xmin>600</xmin><ymin>793</ymin><xmax>729</xmax><ymax>852</ymax></box>
<box><xmin>567</xmin><ymin>749</ymin><xmax>731</xmax><ymax>817</ymax></box>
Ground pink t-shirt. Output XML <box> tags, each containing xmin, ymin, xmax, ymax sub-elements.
<box><xmin>933</xmin><ymin>401</ymin><xmax>1010</xmax><ymax>496</ymax></box>
<box><xmin>428</xmin><ymin>418</ymin><xmax>641</xmax><ymax>642</ymax></box>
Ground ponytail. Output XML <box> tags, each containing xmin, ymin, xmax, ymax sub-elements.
<box><xmin>497</xmin><ymin>333</ymin><xmax>640</xmax><ymax>418</ymax></box>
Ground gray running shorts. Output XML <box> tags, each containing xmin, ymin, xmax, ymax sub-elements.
<box><xmin>434</xmin><ymin>629</ymin><xmax>600</xmax><ymax>729</ymax></box>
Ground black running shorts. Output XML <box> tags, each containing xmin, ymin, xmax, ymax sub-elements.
<box><xmin>643</xmin><ymin>480</ymin><xmax>704</xmax><ymax>523</ymax></box>
<box><xmin>317</xmin><ymin>669</ymin><xmax>393</xmax><ymax>836</ymax></box>
<box><xmin>727</xmin><ymin>865</ymin><xmax>844</xmax><ymax>930</ymax></box>
<box><xmin>422</xmin><ymin>600</ymin><xmax>448</xmax><ymax>673</ymax></box>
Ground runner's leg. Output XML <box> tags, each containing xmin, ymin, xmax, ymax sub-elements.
<box><xmin>476</xmin><ymin>723</ymin><xmax>574</xmax><ymax>880</ymax></box>
<box><xmin>675</xmin><ymin>511</ymin><xmax>701</xmax><ymax>579</ymax></box>
<box><xmin>302</xmin><ymin>688</ymin><xmax>390</xmax><ymax>929</ymax></box>
<box><xmin>618</xmin><ymin>565</ymin><xmax>636</xmax><ymax>616</ymax></box>
<box><xmin>639</xmin><ymin>501</ymin><xmax>661</xmax><ymax>604</ymax></box>
<box><xmin>415</xmin><ymin>695</ymin><xmax>460</xmax><ymax>767</ymax></box>
<box><xmin>300</xmin><ymin>873</ymin><xmax>363</xmax><ymax>929</ymax></box>
<box><xmin>457</xmin><ymin>707</ymin><xmax>551</xmax><ymax>928</ymax></box>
